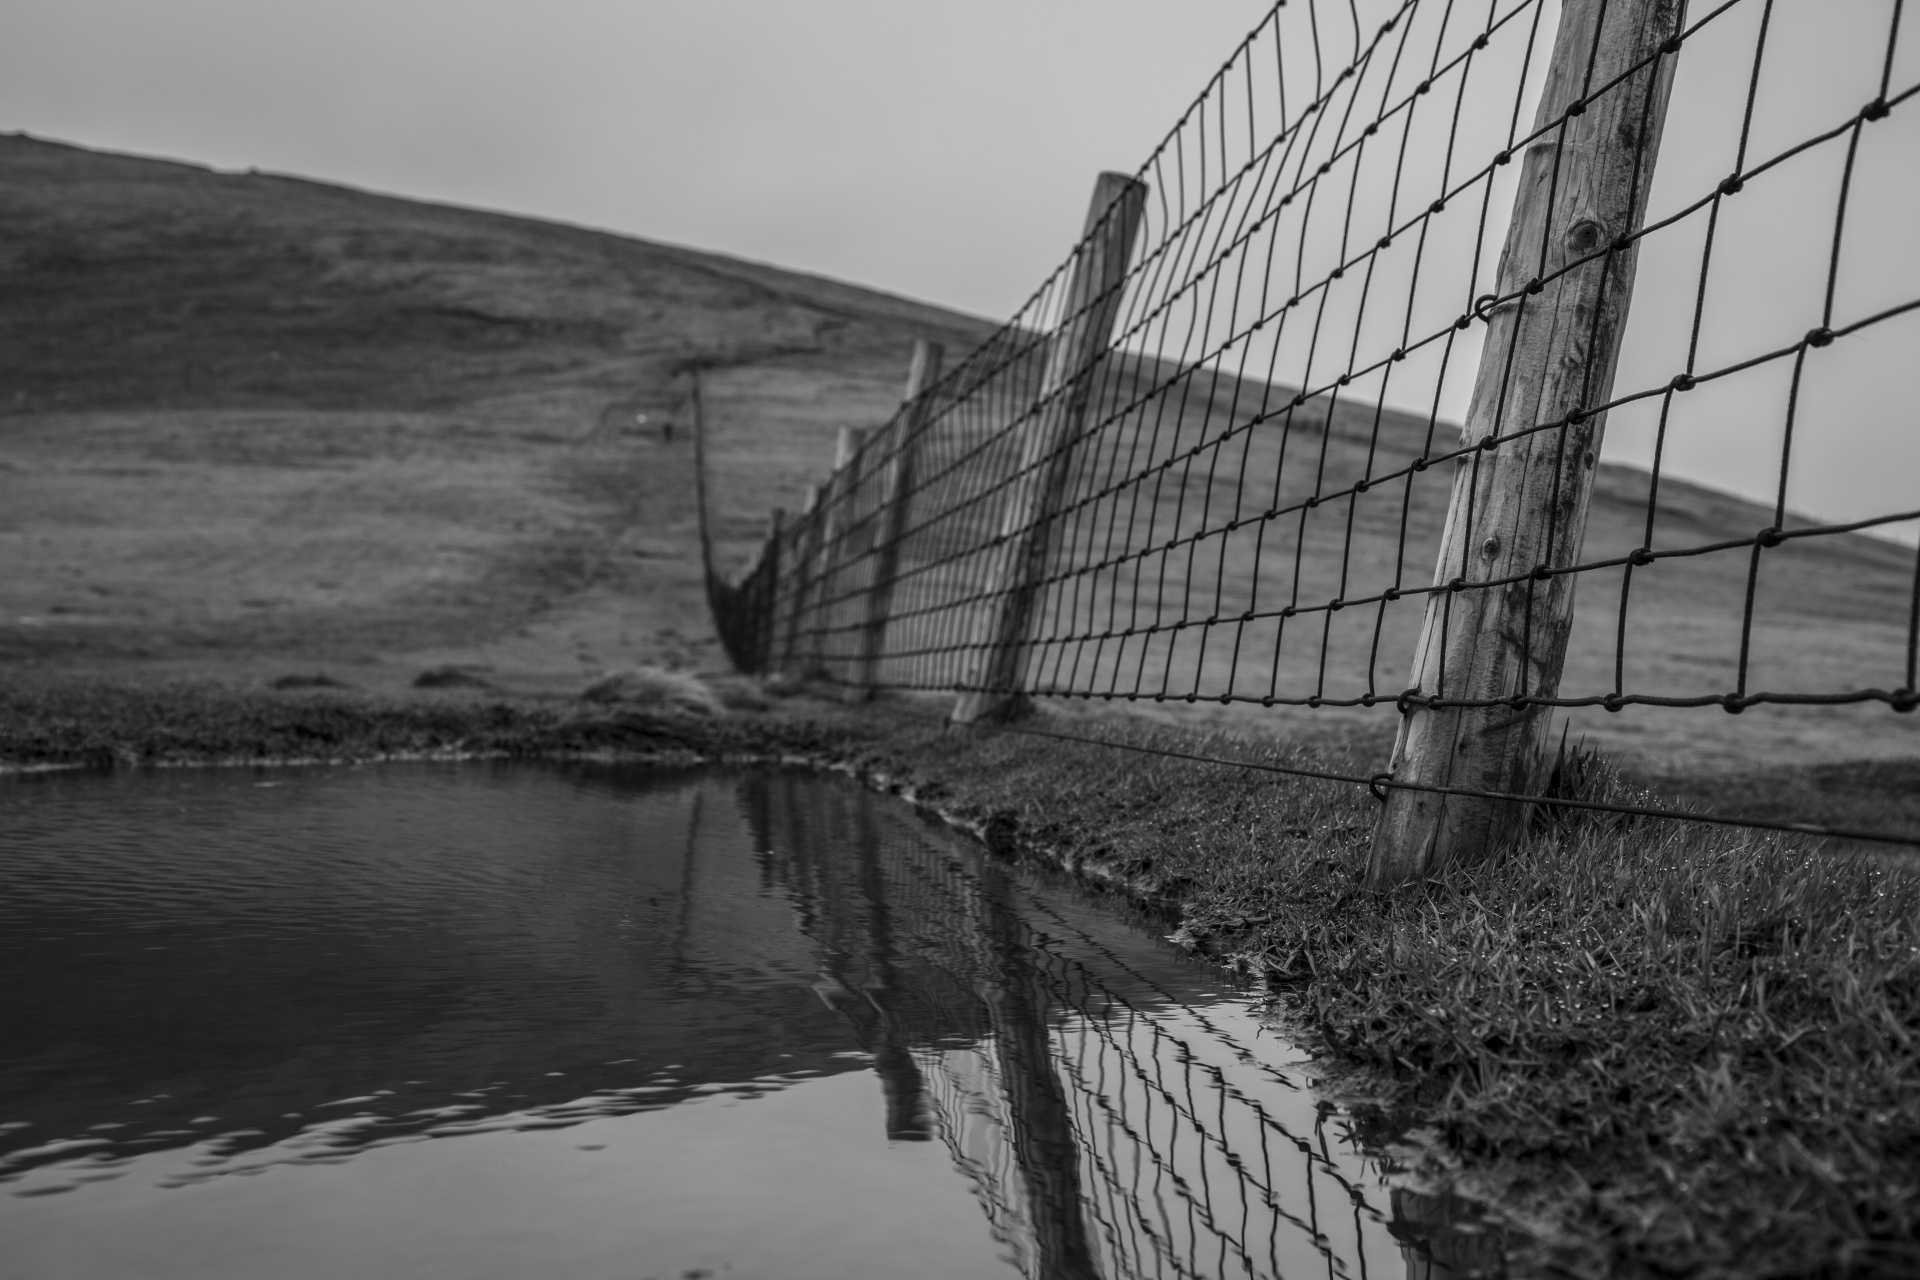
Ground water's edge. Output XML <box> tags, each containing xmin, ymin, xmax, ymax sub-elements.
<box><xmin>4</xmin><ymin>737</ymin><xmax>1539</xmax><ymax>1268</ymax></box>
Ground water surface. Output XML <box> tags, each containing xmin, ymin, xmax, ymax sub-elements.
<box><xmin>0</xmin><ymin>763</ymin><xmax>1499</xmax><ymax>1278</ymax></box>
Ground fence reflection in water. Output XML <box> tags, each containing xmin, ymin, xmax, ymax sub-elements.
<box><xmin>740</xmin><ymin>772</ymin><xmax>1502</xmax><ymax>1279</ymax></box>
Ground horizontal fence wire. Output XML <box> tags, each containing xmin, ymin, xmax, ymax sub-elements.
<box><xmin>980</xmin><ymin>715</ymin><xmax>1920</xmax><ymax>851</ymax></box>
<box><xmin>702</xmin><ymin>0</ymin><xmax>1919</xmax><ymax>846</ymax></box>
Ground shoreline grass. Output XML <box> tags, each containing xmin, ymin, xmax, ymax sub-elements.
<box><xmin>3</xmin><ymin>676</ymin><xmax>1916</xmax><ymax>1277</ymax></box>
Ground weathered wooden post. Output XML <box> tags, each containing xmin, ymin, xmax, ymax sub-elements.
<box><xmin>753</xmin><ymin>507</ymin><xmax>784</xmax><ymax>674</ymax></box>
<box><xmin>1366</xmin><ymin>0</ymin><xmax>1682</xmax><ymax>890</ymax></box>
<box><xmin>813</xmin><ymin>426</ymin><xmax>868</xmax><ymax>680</ymax></box>
<box><xmin>852</xmin><ymin>339</ymin><xmax>946</xmax><ymax>702</ymax></box>
<box><xmin>778</xmin><ymin>429</ymin><xmax>866</xmax><ymax>681</ymax></box>
<box><xmin>951</xmin><ymin>172</ymin><xmax>1147</xmax><ymax>724</ymax></box>
<box><xmin>777</xmin><ymin>484</ymin><xmax>824</xmax><ymax>676</ymax></box>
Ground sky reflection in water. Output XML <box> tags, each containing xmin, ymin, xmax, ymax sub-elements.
<box><xmin>0</xmin><ymin>763</ymin><xmax>1501</xmax><ymax>1279</ymax></box>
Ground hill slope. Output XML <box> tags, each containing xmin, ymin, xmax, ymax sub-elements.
<box><xmin>0</xmin><ymin>134</ymin><xmax>993</xmax><ymax>689</ymax></box>
<box><xmin>1</xmin><ymin>134</ymin><xmax>1911</xmax><ymax>771</ymax></box>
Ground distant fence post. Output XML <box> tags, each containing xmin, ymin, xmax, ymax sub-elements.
<box><xmin>853</xmin><ymin>339</ymin><xmax>946</xmax><ymax>702</ymax></box>
<box><xmin>755</xmin><ymin>507</ymin><xmax>784</xmax><ymax>673</ymax></box>
<box><xmin>777</xmin><ymin>484</ymin><xmax>825</xmax><ymax>676</ymax></box>
<box><xmin>951</xmin><ymin>172</ymin><xmax>1147</xmax><ymax>724</ymax></box>
<box><xmin>691</xmin><ymin>360</ymin><xmax>774</xmax><ymax>674</ymax></box>
<box><xmin>1367</xmin><ymin>0</ymin><xmax>1683</xmax><ymax>890</ymax></box>
<box><xmin>814</xmin><ymin>425</ymin><xmax>869</xmax><ymax>680</ymax></box>
<box><xmin>778</xmin><ymin>429</ymin><xmax>864</xmax><ymax>680</ymax></box>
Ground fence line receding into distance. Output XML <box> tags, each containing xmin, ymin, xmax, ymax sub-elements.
<box><xmin>697</xmin><ymin>0</ymin><xmax>1920</xmax><ymax>880</ymax></box>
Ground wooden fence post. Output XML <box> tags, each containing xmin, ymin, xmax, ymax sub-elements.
<box><xmin>1366</xmin><ymin>0</ymin><xmax>1683</xmax><ymax>890</ymax></box>
<box><xmin>951</xmin><ymin>172</ymin><xmax>1147</xmax><ymax>724</ymax></box>
<box><xmin>852</xmin><ymin>339</ymin><xmax>946</xmax><ymax>702</ymax></box>
<box><xmin>778</xmin><ymin>484</ymin><xmax>824</xmax><ymax>676</ymax></box>
<box><xmin>780</xmin><ymin>428</ymin><xmax>866</xmax><ymax>680</ymax></box>
<box><xmin>814</xmin><ymin>426</ymin><xmax>867</xmax><ymax>679</ymax></box>
<box><xmin>753</xmin><ymin>506</ymin><xmax>784</xmax><ymax>674</ymax></box>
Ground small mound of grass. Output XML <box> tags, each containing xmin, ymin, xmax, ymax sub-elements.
<box><xmin>578</xmin><ymin>666</ymin><xmax>722</xmax><ymax>717</ymax></box>
<box><xmin>412</xmin><ymin>666</ymin><xmax>494</xmax><ymax>691</ymax></box>
<box><xmin>268</xmin><ymin>673</ymin><xmax>350</xmax><ymax>691</ymax></box>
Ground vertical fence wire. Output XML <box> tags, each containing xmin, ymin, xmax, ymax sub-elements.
<box><xmin>700</xmin><ymin>0</ymin><xmax>1918</xmax><ymax>831</ymax></box>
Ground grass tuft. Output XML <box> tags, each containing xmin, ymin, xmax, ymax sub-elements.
<box><xmin>577</xmin><ymin>666</ymin><xmax>724</xmax><ymax>717</ymax></box>
<box><xmin>0</xmin><ymin>678</ymin><xmax>729</xmax><ymax>768</ymax></box>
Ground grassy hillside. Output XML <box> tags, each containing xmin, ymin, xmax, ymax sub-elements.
<box><xmin>2</xmin><ymin>133</ymin><xmax>1912</xmax><ymax>775</ymax></box>
<box><xmin>0</xmin><ymin>133</ymin><xmax>993</xmax><ymax>692</ymax></box>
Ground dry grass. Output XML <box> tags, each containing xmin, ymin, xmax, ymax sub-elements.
<box><xmin>0</xmin><ymin>678</ymin><xmax>740</xmax><ymax>770</ymax></box>
<box><xmin>1299</xmin><ymin>809</ymin><xmax>1920</xmax><ymax>1278</ymax></box>
<box><xmin>1632</xmin><ymin>755</ymin><xmax>1920</xmax><ymax>853</ymax></box>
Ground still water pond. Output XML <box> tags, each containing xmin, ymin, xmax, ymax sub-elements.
<box><xmin>0</xmin><ymin>763</ymin><xmax>1494</xmax><ymax>1279</ymax></box>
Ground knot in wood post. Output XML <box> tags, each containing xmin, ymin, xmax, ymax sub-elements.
<box><xmin>1366</xmin><ymin>0</ymin><xmax>1682</xmax><ymax>891</ymax></box>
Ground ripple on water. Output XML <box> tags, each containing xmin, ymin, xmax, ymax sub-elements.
<box><xmin>0</xmin><ymin>763</ymin><xmax>1506</xmax><ymax>1279</ymax></box>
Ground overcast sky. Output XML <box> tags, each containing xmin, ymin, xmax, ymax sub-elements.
<box><xmin>2</xmin><ymin>0</ymin><xmax>1266</xmax><ymax>319</ymax></box>
<box><xmin>4</xmin><ymin>0</ymin><xmax>1914</xmax><ymax>543</ymax></box>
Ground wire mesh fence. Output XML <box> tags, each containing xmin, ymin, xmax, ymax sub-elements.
<box><xmin>743</xmin><ymin>771</ymin><xmax>1487</xmax><ymax>1280</ymax></box>
<box><xmin>702</xmin><ymin>0</ymin><xmax>1918</xmax><ymax>852</ymax></box>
